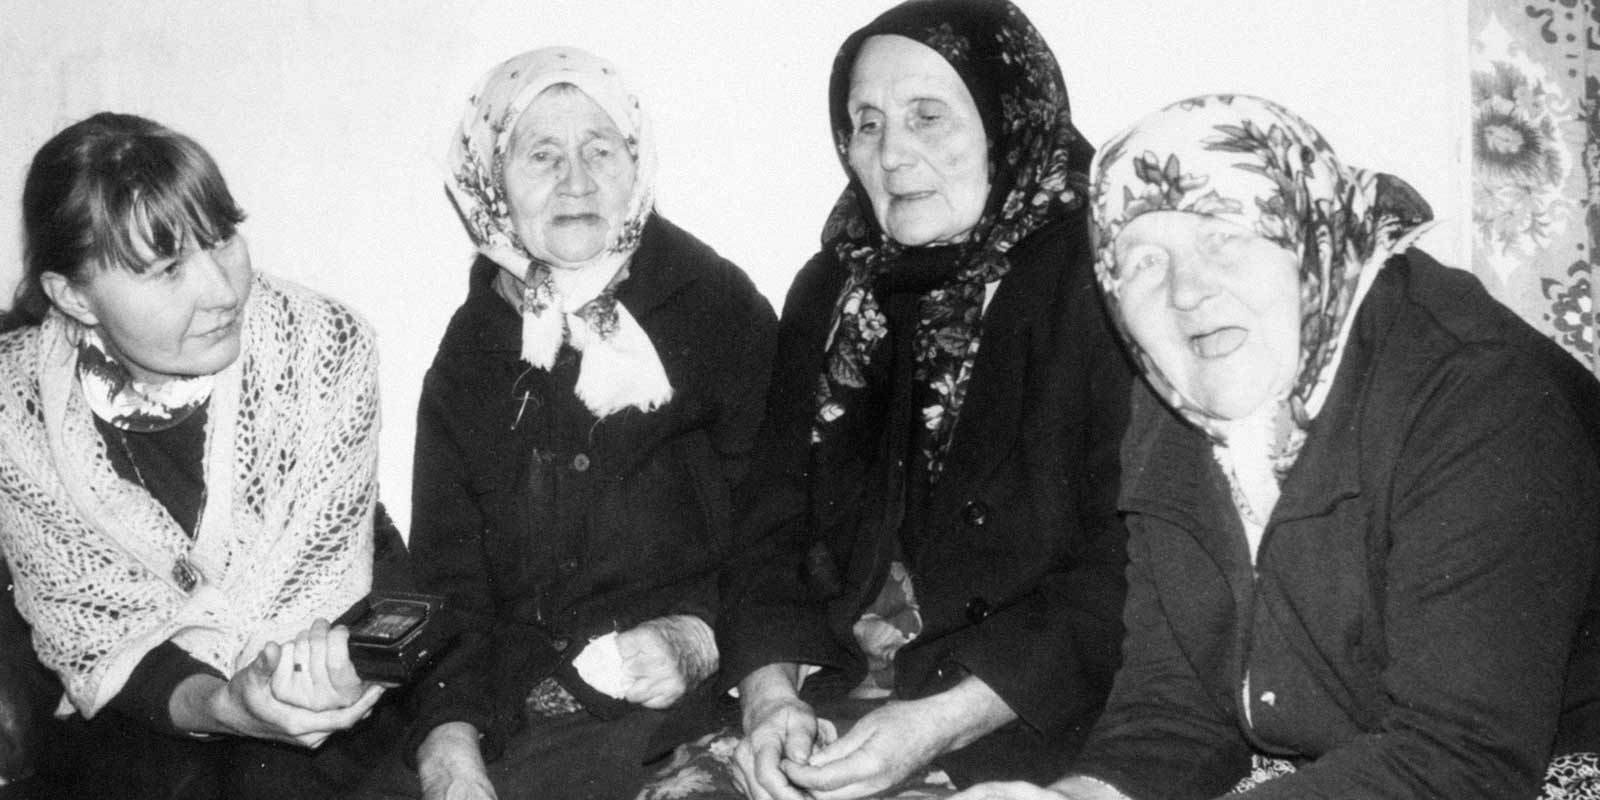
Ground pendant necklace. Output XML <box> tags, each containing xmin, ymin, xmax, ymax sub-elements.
<box><xmin>114</xmin><ymin>428</ymin><xmax>206</xmax><ymax>593</ymax></box>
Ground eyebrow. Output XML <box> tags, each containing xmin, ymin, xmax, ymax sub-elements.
<box><xmin>520</xmin><ymin>126</ymin><xmax>624</xmax><ymax>149</ymax></box>
<box><xmin>847</xmin><ymin>93</ymin><xmax>953</xmax><ymax>113</ymax></box>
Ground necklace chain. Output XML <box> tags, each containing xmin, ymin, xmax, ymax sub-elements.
<box><xmin>114</xmin><ymin>428</ymin><xmax>206</xmax><ymax>593</ymax></box>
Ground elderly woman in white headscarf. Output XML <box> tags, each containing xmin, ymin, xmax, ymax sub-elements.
<box><xmin>952</xmin><ymin>95</ymin><xmax>1600</xmax><ymax>800</ymax></box>
<box><xmin>377</xmin><ymin>48</ymin><xmax>775</xmax><ymax>800</ymax></box>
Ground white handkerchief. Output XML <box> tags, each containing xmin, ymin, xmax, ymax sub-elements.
<box><xmin>572</xmin><ymin>631</ymin><xmax>629</xmax><ymax>699</ymax></box>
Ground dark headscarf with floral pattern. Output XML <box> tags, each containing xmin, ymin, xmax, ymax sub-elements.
<box><xmin>812</xmin><ymin>0</ymin><xmax>1093</xmax><ymax>478</ymax></box>
<box><xmin>1092</xmin><ymin>95</ymin><xmax>1433</xmax><ymax>470</ymax></box>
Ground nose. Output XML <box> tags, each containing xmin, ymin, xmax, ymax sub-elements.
<box><xmin>878</xmin><ymin>121</ymin><xmax>916</xmax><ymax>171</ymax></box>
<box><xmin>1166</xmin><ymin>247</ymin><xmax>1221</xmax><ymax>311</ymax></box>
<box><xmin>557</xmin><ymin>154</ymin><xmax>598</xmax><ymax>196</ymax></box>
<box><xmin>190</xmin><ymin>248</ymin><xmax>241</xmax><ymax>311</ymax></box>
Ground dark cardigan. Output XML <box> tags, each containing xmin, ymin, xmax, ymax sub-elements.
<box><xmin>1073</xmin><ymin>249</ymin><xmax>1600</xmax><ymax>799</ymax></box>
<box><xmin>406</xmin><ymin>214</ymin><xmax>777</xmax><ymax>760</ymax></box>
<box><xmin>717</xmin><ymin>213</ymin><xmax>1136</xmax><ymax>785</ymax></box>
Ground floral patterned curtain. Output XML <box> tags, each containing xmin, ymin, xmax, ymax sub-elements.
<box><xmin>1471</xmin><ymin>0</ymin><xmax>1599</xmax><ymax>373</ymax></box>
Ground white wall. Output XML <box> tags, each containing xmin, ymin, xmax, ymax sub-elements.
<box><xmin>0</xmin><ymin>0</ymin><xmax>1467</xmax><ymax>532</ymax></box>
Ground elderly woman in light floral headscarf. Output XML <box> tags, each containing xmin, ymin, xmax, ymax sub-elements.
<box><xmin>953</xmin><ymin>95</ymin><xmax>1600</xmax><ymax>800</ymax></box>
<box><xmin>373</xmin><ymin>47</ymin><xmax>776</xmax><ymax>800</ymax></box>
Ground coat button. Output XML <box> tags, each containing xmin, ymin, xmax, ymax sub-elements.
<box><xmin>571</xmin><ymin>453</ymin><xmax>591</xmax><ymax>471</ymax></box>
<box><xmin>965</xmin><ymin>596</ymin><xmax>992</xmax><ymax>624</ymax></box>
<box><xmin>961</xmin><ymin>501</ymin><xmax>989</xmax><ymax>527</ymax></box>
<box><xmin>559</xmin><ymin>557</ymin><xmax>580</xmax><ymax>575</ymax></box>
<box><xmin>552</xmin><ymin>636</ymin><xmax>570</xmax><ymax>653</ymax></box>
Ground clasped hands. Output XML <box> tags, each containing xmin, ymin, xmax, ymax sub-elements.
<box><xmin>733</xmin><ymin>664</ymin><xmax>1009</xmax><ymax>800</ymax></box>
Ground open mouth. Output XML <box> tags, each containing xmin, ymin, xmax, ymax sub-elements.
<box><xmin>551</xmin><ymin>213</ymin><xmax>602</xmax><ymax>226</ymax></box>
<box><xmin>1188</xmin><ymin>326</ymin><xmax>1248</xmax><ymax>359</ymax></box>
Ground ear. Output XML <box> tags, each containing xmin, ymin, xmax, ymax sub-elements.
<box><xmin>39</xmin><ymin>272</ymin><xmax>100</xmax><ymax>327</ymax></box>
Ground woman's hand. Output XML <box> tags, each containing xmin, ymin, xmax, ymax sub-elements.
<box><xmin>615</xmin><ymin>615</ymin><xmax>718</xmax><ymax>709</ymax></box>
<box><xmin>418</xmin><ymin>722</ymin><xmax>497</xmax><ymax>800</ymax></box>
<box><xmin>780</xmin><ymin>675</ymin><xmax>1016</xmax><ymax>800</ymax></box>
<box><xmin>270</xmin><ymin>618</ymin><xmax>367</xmax><ymax>711</ymax></box>
<box><xmin>170</xmin><ymin>619</ymin><xmax>384</xmax><ymax>747</ymax></box>
<box><xmin>733</xmin><ymin>664</ymin><xmax>835</xmax><ymax>800</ymax></box>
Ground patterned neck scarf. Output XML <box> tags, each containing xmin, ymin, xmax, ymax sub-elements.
<box><xmin>76</xmin><ymin>326</ymin><xmax>213</xmax><ymax>433</ymax></box>
<box><xmin>447</xmin><ymin>47</ymin><xmax>670</xmax><ymax>417</ymax></box>
<box><xmin>812</xmin><ymin>0</ymin><xmax>1093</xmax><ymax>479</ymax></box>
<box><xmin>1091</xmin><ymin>95</ymin><xmax>1433</xmax><ymax>521</ymax></box>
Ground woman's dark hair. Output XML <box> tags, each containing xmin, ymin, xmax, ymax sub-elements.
<box><xmin>3</xmin><ymin>112</ymin><xmax>245</xmax><ymax>332</ymax></box>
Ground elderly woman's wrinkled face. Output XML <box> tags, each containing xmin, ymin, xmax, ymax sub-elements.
<box><xmin>504</xmin><ymin>86</ymin><xmax>637</xmax><ymax>268</ymax></box>
<box><xmin>846</xmin><ymin>35</ymin><xmax>990</xmax><ymax>247</ymax></box>
<box><xmin>54</xmin><ymin>231</ymin><xmax>253</xmax><ymax>383</ymax></box>
<box><xmin>1114</xmin><ymin>211</ymin><xmax>1301</xmax><ymax>420</ymax></box>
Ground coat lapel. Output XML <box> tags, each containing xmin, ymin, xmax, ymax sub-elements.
<box><xmin>931</xmin><ymin>279</ymin><xmax>1023</xmax><ymax>502</ymax></box>
<box><xmin>1123</xmin><ymin>386</ymin><xmax>1255</xmax><ymax>605</ymax></box>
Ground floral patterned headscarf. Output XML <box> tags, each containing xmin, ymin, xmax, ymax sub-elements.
<box><xmin>447</xmin><ymin>48</ymin><xmax>670</xmax><ymax>417</ymax></box>
<box><xmin>812</xmin><ymin>0</ymin><xmax>1093</xmax><ymax>478</ymax></box>
<box><xmin>1092</xmin><ymin>94</ymin><xmax>1433</xmax><ymax>451</ymax></box>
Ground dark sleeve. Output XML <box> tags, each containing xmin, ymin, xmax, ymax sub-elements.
<box><xmin>0</xmin><ymin>559</ymin><xmax>62</xmax><ymax>780</ymax></box>
<box><xmin>703</xmin><ymin>263</ymin><xmax>779</xmax><ymax>492</ymax></box>
<box><xmin>661</xmin><ymin>257</ymin><xmax>779</xmax><ymax>630</ymax></box>
<box><xmin>103</xmin><ymin>641</ymin><xmax>224</xmax><ymax>738</ymax></box>
<box><xmin>1069</xmin><ymin>512</ymin><xmax>1252</xmax><ymax>800</ymax></box>
<box><xmin>944</xmin><ymin>226</ymin><xmax>1134</xmax><ymax>734</ymax></box>
<box><xmin>717</xmin><ymin>252</ymin><xmax>858</xmax><ymax>686</ymax></box>
<box><xmin>370</xmin><ymin>501</ymin><xmax>414</xmax><ymax>593</ymax></box>
<box><xmin>1237</xmin><ymin>348</ymin><xmax>1600</xmax><ymax>799</ymax></box>
<box><xmin>402</xmin><ymin>369</ymin><xmax>502</xmax><ymax>763</ymax></box>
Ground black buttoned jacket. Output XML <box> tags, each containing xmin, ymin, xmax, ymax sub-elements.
<box><xmin>1073</xmin><ymin>251</ymin><xmax>1600</xmax><ymax>799</ymax></box>
<box><xmin>717</xmin><ymin>214</ymin><xmax>1135</xmax><ymax>785</ymax></box>
<box><xmin>406</xmin><ymin>215</ymin><xmax>776</xmax><ymax>760</ymax></box>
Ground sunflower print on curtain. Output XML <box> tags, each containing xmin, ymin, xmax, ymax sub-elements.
<box><xmin>1470</xmin><ymin>0</ymin><xmax>1600</xmax><ymax>372</ymax></box>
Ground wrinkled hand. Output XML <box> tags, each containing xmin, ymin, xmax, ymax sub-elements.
<box><xmin>949</xmin><ymin>782</ymin><xmax>1073</xmax><ymax>800</ymax></box>
<box><xmin>418</xmin><ymin>722</ymin><xmax>497</xmax><ymax>800</ymax></box>
<box><xmin>780</xmin><ymin>697</ymin><xmax>953</xmax><ymax>800</ymax></box>
<box><xmin>733</xmin><ymin>667</ymin><xmax>836</xmax><ymax>800</ymax></box>
<box><xmin>616</xmin><ymin>624</ymin><xmax>689</xmax><ymax>709</ymax></box>
<box><xmin>616</xmin><ymin>615</ymin><xmax>717</xmax><ymax>710</ymax></box>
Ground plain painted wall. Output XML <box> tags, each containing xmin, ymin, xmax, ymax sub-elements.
<box><xmin>0</xmin><ymin>1</ymin><xmax>1468</xmax><ymax>532</ymax></box>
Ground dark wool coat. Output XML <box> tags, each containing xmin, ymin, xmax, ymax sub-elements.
<box><xmin>406</xmin><ymin>215</ymin><xmax>776</xmax><ymax>760</ymax></box>
<box><xmin>1073</xmin><ymin>250</ymin><xmax>1600</xmax><ymax>799</ymax></box>
<box><xmin>717</xmin><ymin>214</ymin><xmax>1136</xmax><ymax>785</ymax></box>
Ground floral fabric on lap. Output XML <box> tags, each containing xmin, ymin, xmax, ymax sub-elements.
<box><xmin>638</xmin><ymin>730</ymin><xmax>957</xmax><ymax>800</ymax></box>
<box><xmin>1228</xmin><ymin>753</ymin><xmax>1600</xmax><ymax>798</ymax></box>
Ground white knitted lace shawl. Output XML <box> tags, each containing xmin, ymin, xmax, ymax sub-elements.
<box><xmin>0</xmin><ymin>274</ymin><xmax>378</xmax><ymax>717</ymax></box>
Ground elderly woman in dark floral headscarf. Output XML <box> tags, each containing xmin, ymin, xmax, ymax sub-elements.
<box><xmin>641</xmin><ymin>2</ymin><xmax>1134</xmax><ymax>799</ymax></box>
<box><xmin>358</xmin><ymin>47</ymin><xmax>776</xmax><ymax>800</ymax></box>
<box><xmin>951</xmin><ymin>95</ymin><xmax>1600</xmax><ymax>800</ymax></box>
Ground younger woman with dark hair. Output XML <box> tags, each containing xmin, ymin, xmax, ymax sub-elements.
<box><xmin>0</xmin><ymin>112</ymin><xmax>394</xmax><ymax>799</ymax></box>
